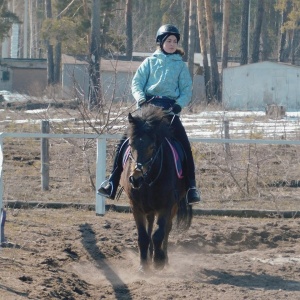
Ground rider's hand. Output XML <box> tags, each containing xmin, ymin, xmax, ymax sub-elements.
<box><xmin>172</xmin><ymin>103</ymin><xmax>182</xmax><ymax>114</ymax></box>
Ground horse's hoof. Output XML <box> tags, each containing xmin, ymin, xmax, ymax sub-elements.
<box><xmin>153</xmin><ymin>256</ymin><xmax>166</xmax><ymax>270</ymax></box>
<box><xmin>154</xmin><ymin>251</ymin><xmax>166</xmax><ymax>270</ymax></box>
<box><xmin>154</xmin><ymin>261</ymin><xmax>165</xmax><ymax>270</ymax></box>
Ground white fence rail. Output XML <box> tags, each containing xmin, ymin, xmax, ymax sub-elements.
<box><xmin>1</xmin><ymin>132</ymin><xmax>300</xmax><ymax>217</ymax></box>
<box><xmin>0</xmin><ymin>132</ymin><xmax>121</xmax><ymax>217</ymax></box>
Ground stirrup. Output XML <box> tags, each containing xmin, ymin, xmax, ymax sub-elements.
<box><xmin>97</xmin><ymin>180</ymin><xmax>113</xmax><ymax>198</ymax></box>
<box><xmin>186</xmin><ymin>187</ymin><xmax>201</xmax><ymax>205</ymax></box>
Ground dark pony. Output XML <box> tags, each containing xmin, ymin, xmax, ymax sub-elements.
<box><xmin>120</xmin><ymin>105</ymin><xmax>193</xmax><ymax>272</ymax></box>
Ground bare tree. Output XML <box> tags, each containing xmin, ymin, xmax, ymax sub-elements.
<box><xmin>278</xmin><ymin>3</ymin><xmax>289</xmax><ymax>62</ymax></box>
<box><xmin>54</xmin><ymin>40</ymin><xmax>61</xmax><ymax>84</ymax></box>
<box><xmin>221</xmin><ymin>0</ymin><xmax>230</xmax><ymax>69</ymax></box>
<box><xmin>88</xmin><ymin>0</ymin><xmax>102</xmax><ymax>109</ymax></box>
<box><xmin>125</xmin><ymin>0</ymin><xmax>133</xmax><ymax>60</ymax></box>
<box><xmin>260</xmin><ymin>0</ymin><xmax>274</xmax><ymax>61</ymax></box>
<box><xmin>197</xmin><ymin>0</ymin><xmax>210</xmax><ymax>101</ymax></box>
<box><xmin>251</xmin><ymin>0</ymin><xmax>264</xmax><ymax>63</ymax></box>
<box><xmin>45</xmin><ymin>0</ymin><xmax>54</xmax><ymax>85</ymax></box>
<box><xmin>182</xmin><ymin>0</ymin><xmax>190</xmax><ymax>61</ymax></box>
<box><xmin>204</xmin><ymin>0</ymin><xmax>221</xmax><ymax>102</ymax></box>
<box><xmin>54</xmin><ymin>3</ymin><xmax>62</xmax><ymax>84</ymax></box>
<box><xmin>188</xmin><ymin>0</ymin><xmax>196</xmax><ymax>77</ymax></box>
<box><xmin>240</xmin><ymin>0</ymin><xmax>250</xmax><ymax>65</ymax></box>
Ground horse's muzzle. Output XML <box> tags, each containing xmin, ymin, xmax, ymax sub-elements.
<box><xmin>129</xmin><ymin>174</ymin><xmax>144</xmax><ymax>189</ymax></box>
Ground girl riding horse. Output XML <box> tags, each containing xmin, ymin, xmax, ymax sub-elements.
<box><xmin>98</xmin><ymin>24</ymin><xmax>201</xmax><ymax>205</ymax></box>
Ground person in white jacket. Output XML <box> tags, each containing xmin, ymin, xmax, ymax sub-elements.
<box><xmin>98</xmin><ymin>24</ymin><xmax>200</xmax><ymax>205</ymax></box>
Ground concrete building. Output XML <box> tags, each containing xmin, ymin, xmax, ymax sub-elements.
<box><xmin>0</xmin><ymin>58</ymin><xmax>47</xmax><ymax>96</ymax></box>
<box><xmin>222</xmin><ymin>61</ymin><xmax>300</xmax><ymax>111</ymax></box>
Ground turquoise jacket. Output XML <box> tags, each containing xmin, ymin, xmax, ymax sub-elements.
<box><xmin>131</xmin><ymin>50</ymin><xmax>192</xmax><ymax>108</ymax></box>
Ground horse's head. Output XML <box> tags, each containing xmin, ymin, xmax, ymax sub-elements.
<box><xmin>127</xmin><ymin>106</ymin><xmax>170</xmax><ymax>189</ymax></box>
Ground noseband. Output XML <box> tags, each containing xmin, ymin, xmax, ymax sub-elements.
<box><xmin>129</xmin><ymin>144</ymin><xmax>163</xmax><ymax>187</ymax></box>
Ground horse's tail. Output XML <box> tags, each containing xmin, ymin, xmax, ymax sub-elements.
<box><xmin>176</xmin><ymin>198</ymin><xmax>193</xmax><ymax>230</ymax></box>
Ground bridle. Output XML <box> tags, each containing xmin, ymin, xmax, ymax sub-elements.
<box><xmin>127</xmin><ymin>107</ymin><xmax>176</xmax><ymax>189</ymax></box>
<box><xmin>128</xmin><ymin>143</ymin><xmax>163</xmax><ymax>187</ymax></box>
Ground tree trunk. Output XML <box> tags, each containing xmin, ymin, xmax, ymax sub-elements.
<box><xmin>88</xmin><ymin>0</ymin><xmax>102</xmax><ymax>109</ymax></box>
<box><xmin>291</xmin><ymin>29</ymin><xmax>300</xmax><ymax>65</ymax></box>
<box><xmin>54</xmin><ymin>8</ymin><xmax>62</xmax><ymax>85</ymax></box>
<box><xmin>197</xmin><ymin>0</ymin><xmax>210</xmax><ymax>101</ymax></box>
<box><xmin>125</xmin><ymin>0</ymin><xmax>133</xmax><ymax>60</ymax></box>
<box><xmin>45</xmin><ymin>0</ymin><xmax>54</xmax><ymax>85</ymax></box>
<box><xmin>204</xmin><ymin>0</ymin><xmax>221</xmax><ymax>102</ymax></box>
<box><xmin>251</xmin><ymin>0</ymin><xmax>264</xmax><ymax>63</ymax></box>
<box><xmin>188</xmin><ymin>0</ymin><xmax>196</xmax><ymax>77</ymax></box>
<box><xmin>182</xmin><ymin>0</ymin><xmax>190</xmax><ymax>62</ymax></box>
<box><xmin>221</xmin><ymin>0</ymin><xmax>230</xmax><ymax>69</ymax></box>
<box><xmin>54</xmin><ymin>41</ymin><xmax>61</xmax><ymax>84</ymax></box>
<box><xmin>29</xmin><ymin>0</ymin><xmax>36</xmax><ymax>58</ymax></box>
<box><xmin>261</xmin><ymin>6</ymin><xmax>269</xmax><ymax>61</ymax></box>
<box><xmin>240</xmin><ymin>0</ymin><xmax>250</xmax><ymax>65</ymax></box>
<box><xmin>278</xmin><ymin>2</ymin><xmax>292</xmax><ymax>63</ymax></box>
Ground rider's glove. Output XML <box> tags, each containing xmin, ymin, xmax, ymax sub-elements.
<box><xmin>172</xmin><ymin>103</ymin><xmax>182</xmax><ymax>114</ymax></box>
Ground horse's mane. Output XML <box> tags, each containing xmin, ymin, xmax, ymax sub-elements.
<box><xmin>128</xmin><ymin>106</ymin><xmax>172</xmax><ymax>142</ymax></box>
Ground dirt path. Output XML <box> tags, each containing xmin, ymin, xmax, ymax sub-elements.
<box><xmin>1</xmin><ymin>208</ymin><xmax>300</xmax><ymax>299</ymax></box>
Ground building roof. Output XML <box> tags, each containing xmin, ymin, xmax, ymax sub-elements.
<box><xmin>62</xmin><ymin>54</ymin><xmax>143</xmax><ymax>72</ymax></box>
<box><xmin>0</xmin><ymin>58</ymin><xmax>47</xmax><ymax>69</ymax></box>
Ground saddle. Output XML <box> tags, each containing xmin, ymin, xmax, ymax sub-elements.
<box><xmin>122</xmin><ymin>138</ymin><xmax>185</xmax><ymax>179</ymax></box>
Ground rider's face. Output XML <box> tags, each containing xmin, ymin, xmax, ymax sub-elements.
<box><xmin>162</xmin><ymin>35</ymin><xmax>178</xmax><ymax>54</ymax></box>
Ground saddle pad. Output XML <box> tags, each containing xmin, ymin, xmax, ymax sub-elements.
<box><xmin>122</xmin><ymin>145</ymin><xmax>131</xmax><ymax>168</ymax></box>
<box><xmin>165</xmin><ymin>138</ymin><xmax>184</xmax><ymax>179</ymax></box>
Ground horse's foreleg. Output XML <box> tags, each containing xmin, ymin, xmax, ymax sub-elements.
<box><xmin>152</xmin><ymin>214</ymin><xmax>168</xmax><ymax>270</ymax></box>
<box><xmin>146</xmin><ymin>213</ymin><xmax>155</xmax><ymax>260</ymax></box>
<box><xmin>163</xmin><ymin>204</ymin><xmax>178</xmax><ymax>266</ymax></box>
<box><xmin>133</xmin><ymin>211</ymin><xmax>150</xmax><ymax>273</ymax></box>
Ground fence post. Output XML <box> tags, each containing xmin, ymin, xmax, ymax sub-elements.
<box><xmin>223</xmin><ymin>119</ymin><xmax>230</xmax><ymax>156</ymax></box>
<box><xmin>0</xmin><ymin>133</ymin><xmax>5</xmax><ymax>244</ymax></box>
<box><xmin>41</xmin><ymin>120</ymin><xmax>50</xmax><ymax>190</ymax></box>
<box><xmin>0</xmin><ymin>209</ymin><xmax>6</xmax><ymax>244</ymax></box>
<box><xmin>96</xmin><ymin>137</ymin><xmax>106</xmax><ymax>216</ymax></box>
<box><xmin>0</xmin><ymin>134</ymin><xmax>3</xmax><ymax>214</ymax></box>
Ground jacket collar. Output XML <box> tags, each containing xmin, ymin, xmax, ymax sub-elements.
<box><xmin>152</xmin><ymin>50</ymin><xmax>182</xmax><ymax>61</ymax></box>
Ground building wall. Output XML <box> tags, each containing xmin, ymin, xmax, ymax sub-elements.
<box><xmin>222</xmin><ymin>61</ymin><xmax>300</xmax><ymax>111</ymax></box>
<box><xmin>12</xmin><ymin>68</ymin><xmax>47</xmax><ymax>96</ymax></box>
<box><xmin>62</xmin><ymin>62</ymin><xmax>205</xmax><ymax>104</ymax></box>
<box><xmin>62</xmin><ymin>63</ymin><xmax>134</xmax><ymax>102</ymax></box>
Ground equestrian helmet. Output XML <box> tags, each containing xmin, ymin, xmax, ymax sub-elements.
<box><xmin>156</xmin><ymin>24</ymin><xmax>180</xmax><ymax>44</ymax></box>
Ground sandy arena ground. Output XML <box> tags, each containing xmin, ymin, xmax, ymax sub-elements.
<box><xmin>1</xmin><ymin>208</ymin><xmax>300</xmax><ymax>299</ymax></box>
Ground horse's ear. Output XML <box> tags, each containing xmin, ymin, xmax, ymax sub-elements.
<box><xmin>128</xmin><ymin>113</ymin><xmax>135</xmax><ymax>124</ymax></box>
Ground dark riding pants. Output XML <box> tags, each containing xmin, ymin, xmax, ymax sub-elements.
<box><xmin>167</xmin><ymin>115</ymin><xmax>196</xmax><ymax>182</ymax></box>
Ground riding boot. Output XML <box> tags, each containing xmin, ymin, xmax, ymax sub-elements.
<box><xmin>97</xmin><ymin>136</ymin><xmax>128</xmax><ymax>200</ymax></box>
<box><xmin>97</xmin><ymin>167</ymin><xmax>122</xmax><ymax>200</ymax></box>
<box><xmin>186</xmin><ymin>179</ymin><xmax>201</xmax><ymax>205</ymax></box>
